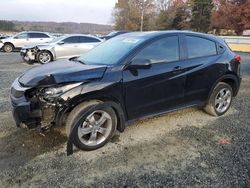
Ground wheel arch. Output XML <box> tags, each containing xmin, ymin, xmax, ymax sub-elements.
<box><xmin>56</xmin><ymin>93</ymin><xmax>126</xmax><ymax>133</ymax></box>
<box><xmin>36</xmin><ymin>49</ymin><xmax>55</xmax><ymax>61</ymax></box>
<box><xmin>3</xmin><ymin>42</ymin><xmax>15</xmax><ymax>50</ymax></box>
<box><xmin>207</xmin><ymin>74</ymin><xmax>240</xmax><ymax>102</ymax></box>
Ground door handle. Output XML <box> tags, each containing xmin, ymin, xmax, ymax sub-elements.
<box><xmin>172</xmin><ymin>66</ymin><xmax>182</xmax><ymax>73</ymax></box>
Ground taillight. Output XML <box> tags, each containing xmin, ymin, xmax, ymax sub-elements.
<box><xmin>234</xmin><ymin>55</ymin><xmax>241</xmax><ymax>62</ymax></box>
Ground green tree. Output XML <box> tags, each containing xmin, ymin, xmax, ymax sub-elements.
<box><xmin>190</xmin><ymin>0</ymin><xmax>213</xmax><ymax>32</ymax></box>
<box><xmin>113</xmin><ymin>0</ymin><xmax>156</xmax><ymax>31</ymax></box>
<box><xmin>171</xmin><ymin>0</ymin><xmax>191</xmax><ymax>30</ymax></box>
<box><xmin>113</xmin><ymin>0</ymin><xmax>130</xmax><ymax>30</ymax></box>
<box><xmin>0</xmin><ymin>20</ymin><xmax>15</xmax><ymax>31</ymax></box>
<box><xmin>156</xmin><ymin>10</ymin><xmax>173</xmax><ymax>30</ymax></box>
<box><xmin>155</xmin><ymin>0</ymin><xmax>190</xmax><ymax>30</ymax></box>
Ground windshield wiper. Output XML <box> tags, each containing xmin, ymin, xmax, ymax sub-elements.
<box><xmin>69</xmin><ymin>57</ymin><xmax>85</xmax><ymax>64</ymax></box>
<box><xmin>74</xmin><ymin>59</ymin><xmax>85</xmax><ymax>64</ymax></box>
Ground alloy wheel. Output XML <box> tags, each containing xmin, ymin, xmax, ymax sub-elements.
<box><xmin>215</xmin><ymin>88</ymin><xmax>232</xmax><ymax>113</ymax></box>
<box><xmin>77</xmin><ymin>110</ymin><xmax>112</xmax><ymax>146</ymax></box>
<box><xmin>39</xmin><ymin>52</ymin><xmax>51</xmax><ymax>63</ymax></box>
<box><xmin>4</xmin><ymin>45</ymin><xmax>13</xmax><ymax>53</ymax></box>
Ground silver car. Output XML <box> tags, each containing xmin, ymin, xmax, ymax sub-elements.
<box><xmin>20</xmin><ymin>34</ymin><xmax>103</xmax><ymax>64</ymax></box>
<box><xmin>0</xmin><ymin>31</ymin><xmax>53</xmax><ymax>52</ymax></box>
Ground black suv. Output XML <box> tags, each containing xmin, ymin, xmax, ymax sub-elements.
<box><xmin>10</xmin><ymin>31</ymin><xmax>241</xmax><ymax>151</ymax></box>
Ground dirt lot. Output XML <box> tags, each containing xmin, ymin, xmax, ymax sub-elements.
<box><xmin>0</xmin><ymin>52</ymin><xmax>250</xmax><ymax>187</ymax></box>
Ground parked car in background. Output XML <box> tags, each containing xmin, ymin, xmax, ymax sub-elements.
<box><xmin>50</xmin><ymin>33</ymin><xmax>64</xmax><ymax>38</ymax></box>
<box><xmin>10</xmin><ymin>31</ymin><xmax>241</xmax><ymax>151</ymax></box>
<box><xmin>100</xmin><ymin>31</ymin><xmax>128</xmax><ymax>40</ymax></box>
<box><xmin>0</xmin><ymin>31</ymin><xmax>53</xmax><ymax>52</ymax></box>
<box><xmin>20</xmin><ymin>34</ymin><xmax>103</xmax><ymax>64</ymax></box>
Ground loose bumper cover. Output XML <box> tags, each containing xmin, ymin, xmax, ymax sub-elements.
<box><xmin>10</xmin><ymin>78</ymin><xmax>41</xmax><ymax>129</ymax></box>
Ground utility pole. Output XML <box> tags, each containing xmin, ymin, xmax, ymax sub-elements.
<box><xmin>140</xmin><ymin>0</ymin><xmax>145</xmax><ymax>32</ymax></box>
<box><xmin>140</xmin><ymin>0</ymin><xmax>154</xmax><ymax>32</ymax></box>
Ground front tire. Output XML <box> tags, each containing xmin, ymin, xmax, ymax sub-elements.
<box><xmin>66</xmin><ymin>100</ymin><xmax>117</xmax><ymax>151</ymax></box>
<box><xmin>37</xmin><ymin>50</ymin><xmax>52</xmax><ymax>64</ymax></box>
<box><xmin>3</xmin><ymin>43</ymin><xmax>14</xmax><ymax>52</ymax></box>
<box><xmin>204</xmin><ymin>82</ymin><xmax>233</xmax><ymax>116</ymax></box>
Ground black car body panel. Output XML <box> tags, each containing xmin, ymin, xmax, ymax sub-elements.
<box><xmin>10</xmin><ymin>31</ymin><xmax>241</xmax><ymax>130</ymax></box>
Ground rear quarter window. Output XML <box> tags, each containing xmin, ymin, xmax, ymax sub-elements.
<box><xmin>186</xmin><ymin>36</ymin><xmax>217</xmax><ymax>59</ymax></box>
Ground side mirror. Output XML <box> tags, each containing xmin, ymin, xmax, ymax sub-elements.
<box><xmin>69</xmin><ymin>56</ymin><xmax>80</xmax><ymax>61</ymax></box>
<box><xmin>127</xmin><ymin>59</ymin><xmax>151</xmax><ymax>70</ymax></box>
<box><xmin>58</xmin><ymin>41</ymin><xmax>64</xmax><ymax>45</ymax></box>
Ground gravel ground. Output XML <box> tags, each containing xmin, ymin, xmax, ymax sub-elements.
<box><xmin>0</xmin><ymin>52</ymin><xmax>250</xmax><ymax>187</ymax></box>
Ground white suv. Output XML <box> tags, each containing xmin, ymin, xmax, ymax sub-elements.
<box><xmin>0</xmin><ymin>31</ymin><xmax>53</xmax><ymax>52</ymax></box>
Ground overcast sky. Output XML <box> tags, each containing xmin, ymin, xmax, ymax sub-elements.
<box><xmin>0</xmin><ymin>0</ymin><xmax>117</xmax><ymax>24</ymax></box>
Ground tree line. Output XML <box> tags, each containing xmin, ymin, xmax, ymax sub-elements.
<box><xmin>113</xmin><ymin>0</ymin><xmax>250</xmax><ymax>35</ymax></box>
<box><xmin>0</xmin><ymin>20</ymin><xmax>15</xmax><ymax>31</ymax></box>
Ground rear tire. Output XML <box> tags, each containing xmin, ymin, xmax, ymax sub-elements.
<box><xmin>3</xmin><ymin>43</ymin><xmax>14</xmax><ymax>52</ymax></box>
<box><xmin>204</xmin><ymin>82</ymin><xmax>233</xmax><ymax>116</ymax></box>
<box><xmin>65</xmin><ymin>100</ymin><xmax>117</xmax><ymax>151</ymax></box>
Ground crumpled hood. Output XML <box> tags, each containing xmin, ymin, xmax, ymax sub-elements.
<box><xmin>1</xmin><ymin>36</ymin><xmax>13</xmax><ymax>41</ymax></box>
<box><xmin>18</xmin><ymin>59</ymin><xmax>107</xmax><ymax>87</ymax></box>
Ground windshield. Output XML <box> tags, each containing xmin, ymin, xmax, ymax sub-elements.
<box><xmin>78</xmin><ymin>36</ymin><xmax>144</xmax><ymax>65</ymax></box>
<box><xmin>49</xmin><ymin>36</ymin><xmax>65</xmax><ymax>43</ymax></box>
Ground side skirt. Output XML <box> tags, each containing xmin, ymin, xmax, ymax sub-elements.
<box><xmin>125</xmin><ymin>102</ymin><xmax>205</xmax><ymax>126</ymax></box>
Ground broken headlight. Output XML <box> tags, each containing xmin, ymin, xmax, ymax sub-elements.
<box><xmin>42</xmin><ymin>82</ymin><xmax>82</xmax><ymax>98</ymax></box>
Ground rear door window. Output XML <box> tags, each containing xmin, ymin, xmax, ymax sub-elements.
<box><xmin>29</xmin><ymin>33</ymin><xmax>50</xmax><ymax>38</ymax></box>
<box><xmin>186</xmin><ymin>36</ymin><xmax>217</xmax><ymax>59</ymax></box>
<box><xmin>63</xmin><ymin>36</ymin><xmax>79</xmax><ymax>44</ymax></box>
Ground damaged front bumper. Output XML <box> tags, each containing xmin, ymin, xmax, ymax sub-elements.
<box><xmin>10</xmin><ymin>78</ymin><xmax>42</xmax><ymax>129</ymax></box>
<box><xmin>11</xmin><ymin>100</ymin><xmax>41</xmax><ymax>129</ymax></box>
<box><xmin>10</xmin><ymin>78</ymin><xmax>64</xmax><ymax>130</ymax></box>
<box><xmin>20</xmin><ymin>48</ymin><xmax>37</xmax><ymax>62</ymax></box>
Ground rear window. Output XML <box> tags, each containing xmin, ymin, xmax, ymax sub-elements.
<box><xmin>186</xmin><ymin>36</ymin><xmax>217</xmax><ymax>59</ymax></box>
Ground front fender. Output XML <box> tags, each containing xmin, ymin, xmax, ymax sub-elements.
<box><xmin>37</xmin><ymin>45</ymin><xmax>55</xmax><ymax>60</ymax></box>
<box><xmin>59</xmin><ymin>81</ymin><xmax>121</xmax><ymax>107</ymax></box>
<box><xmin>37</xmin><ymin>45</ymin><xmax>53</xmax><ymax>51</ymax></box>
<box><xmin>56</xmin><ymin>81</ymin><xmax>126</xmax><ymax>132</ymax></box>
